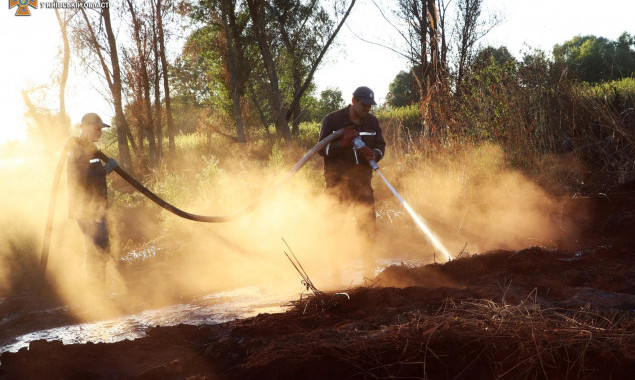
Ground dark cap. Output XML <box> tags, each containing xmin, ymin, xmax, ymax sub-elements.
<box><xmin>353</xmin><ymin>86</ymin><xmax>377</xmax><ymax>106</ymax></box>
<box><xmin>81</xmin><ymin>113</ymin><xmax>110</xmax><ymax>129</ymax></box>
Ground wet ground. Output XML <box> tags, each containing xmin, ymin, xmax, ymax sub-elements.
<box><xmin>0</xmin><ymin>181</ymin><xmax>634</xmax><ymax>379</ymax></box>
<box><xmin>0</xmin><ymin>286</ymin><xmax>292</xmax><ymax>356</ymax></box>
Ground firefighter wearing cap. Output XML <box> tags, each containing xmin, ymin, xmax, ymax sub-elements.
<box><xmin>67</xmin><ymin>113</ymin><xmax>119</xmax><ymax>284</ymax></box>
<box><xmin>318</xmin><ymin>86</ymin><xmax>386</xmax><ymax>242</ymax></box>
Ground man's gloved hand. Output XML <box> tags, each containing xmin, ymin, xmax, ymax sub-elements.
<box><xmin>359</xmin><ymin>146</ymin><xmax>375</xmax><ymax>162</ymax></box>
<box><xmin>340</xmin><ymin>126</ymin><xmax>358</xmax><ymax>147</ymax></box>
<box><xmin>104</xmin><ymin>158</ymin><xmax>119</xmax><ymax>174</ymax></box>
<box><xmin>373</xmin><ymin>149</ymin><xmax>383</xmax><ymax>162</ymax></box>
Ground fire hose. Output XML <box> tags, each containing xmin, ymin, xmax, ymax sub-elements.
<box><xmin>40</xmin><ymin>129</ymin><xmax>346</xmax><ymax>274</ymax></box>
<box><xmin>41</xmin><ymin>127</ymin><xmax>451</xmax><ymax>276</ymax></box>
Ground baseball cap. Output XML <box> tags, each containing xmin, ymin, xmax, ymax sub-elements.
<box><xmin>81</xmin><ymin>113</ymin><xmax>110</xmax><ymax>129</ymax></box>
<box><xmin>353</xmin><ymin>86</ymin><xmax>377</xmax><ymax>106</ymax></box>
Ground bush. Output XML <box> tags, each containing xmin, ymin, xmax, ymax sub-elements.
<box><xmin>377</xmin><ymin>51</ymin><xmax>635</xmax><ymax>191</ymax></box>
<box><xmin>375</xmin><ymin>104</ymin><xmax>423</xmax><ymax>132</ymax></box>
<box><xmin>583</xmin><ymin>77</ymin><xmax>635</xmax><ymax>111</ymax></box>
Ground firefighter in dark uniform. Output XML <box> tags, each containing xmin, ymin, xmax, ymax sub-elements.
<box><xmin>318</xmin><ymin>86</ymin><xmax>386</xmax><ymax>276</ymax></box>
<box><xmin>67</xmin><ymin>113</ymin><xmax>119</xmax><ymax>285</ymax></box>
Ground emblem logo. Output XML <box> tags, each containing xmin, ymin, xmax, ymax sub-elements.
<box><xmin>9</xmin><ymin>0</ymin><xmax>38</xmax><ymax>16</ymax></box>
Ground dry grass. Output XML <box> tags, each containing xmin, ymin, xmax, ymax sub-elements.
<box><xmin>336</xmin><ymin>297</ymin><xmax>634</xmax><ymax>379</ymax></box>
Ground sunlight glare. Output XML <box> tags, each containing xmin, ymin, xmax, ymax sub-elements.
<box><xmin>0</xmin><ymin>11</ymin><xmax>61</xmax><ymax>144</ymax></box>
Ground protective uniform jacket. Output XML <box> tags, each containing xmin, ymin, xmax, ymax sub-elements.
<box><xmin>318</xmin><ymin>106</ymin><xmax>386</xmax><ymax>204</ymax></box>
<box><xmin>67</xmin><ymin>138</ymin><xmax>108</xmax><ymax>222</ymax></box>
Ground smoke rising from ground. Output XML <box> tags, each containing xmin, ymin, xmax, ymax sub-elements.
<box><xmin>0</xmin><ymin>137</ymin><xmax>373</xmax><ymax>323</ymax></box>
<box><xmin>374</xmin><ymin>143</ymin><xmax>573</xmax><ymax>259</ymax></box>
<box><xmin>0</xmin><ymin>141</ymin><xmax>52</xmax><ymax>296</ymax></box>
<box><xmin>1</xmin><ymin>134</ymin><xmax>580</xmax><ymax>324</ymax></box>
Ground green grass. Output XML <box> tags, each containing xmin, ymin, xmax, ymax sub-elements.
<box><xmin>582</xmin><ymin>77</ymin><xmax>635</xmax><ymax>107</ymax></box>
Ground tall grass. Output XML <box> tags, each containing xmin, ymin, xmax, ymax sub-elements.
<box><xmin>376</xmin><ymin>64</ymin><xmax>634</xmax><ymax>192</ymax></box>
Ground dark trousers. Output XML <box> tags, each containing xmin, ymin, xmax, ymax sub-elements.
<box><xmin>76</xmin><ymin>216</ymin><xmax>110</xmax><ymax>284</ymax></box>
<box><xmin>326</xmin><ymin>177</ymin><xmax>377</xmax><ymax>278</ymax></box>
<box><xmin>325</xmin><ymin>177</ymin><xmax>376</xmax><ymax>238</ymax></box>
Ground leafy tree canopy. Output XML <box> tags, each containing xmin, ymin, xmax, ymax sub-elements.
<box><xmin>472</xmin><ymin>46</ymin><xmax>516</xmax><ymax>69</ymax></box>
<box><xmin>302</xmin><ymin>87</ymin><xmax>345</xmax><ymax>122</ymax></box>
<box><xmin>553</xmin><ymin>32</ymin><xmax>635</xmax><ymax>83</ymax></box>
<box><xmin>388</xmin><ymin>70</ymin><xmax>418</xmax><ymax>107</ymax></box>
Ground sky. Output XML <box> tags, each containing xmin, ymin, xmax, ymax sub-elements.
<box><xmin>1</xmin><ymin>0</ymin><xmax>634</xmax><ymax>143</ymax></box>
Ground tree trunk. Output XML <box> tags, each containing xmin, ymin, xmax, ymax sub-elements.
<box><xmin>275</xmin><ymin>10</ymin><xmax>303</xmax><ymax>136</ymax></box>
<box><xmin>246</xmin><ymin>0</ymin><xmax>289</xmax><ymax>140</ymax></box>
<box><xmin>419</xmin><ymin>0</ymin><xmax>428</xmax><ymax>103</ymax></box>
<box><xmin>151</xmin><ymin>0</ymin><xmax>163</xmax><ymax>161</ymax></box>
<box><xmin>54</xmin><ymin>8</ymin><xmax>71</xmax><ymax>131</ymax></box>
<box><xmin>156</xmin><ymin>0</ymin><xmax>176</xmax><ymax>159</ymax></box>
<box><xmin>249</xmin><ymin>86</ymin><xmax>271</xmax><ymax>138</ymax></box>
<box><xmin>102</xmin><ymin>3</ymin><xmax>132</xmax><ymax>168</ymax></box>
<box><xmin>283</xmin><ymin>0</ymin><xmax>356</xmax><ymax>128</ymax></box>
<box><xmin>290</xmin><ymin>76</ymin><xmax>302</xmax><ymax>135</ymax></box>
<box><xmin>127</xmin><ymin>0</ymin><xmax>157</xmax><ymax>165</ymax></box>
<box><xmin>437</xmin><ymin>0</ymin><xmax>448</xmax><ymax>74</ymax></box>
<box><xmin>221</xmin><ymin>0</ymin><xmax>247</xmax><ymax>142</ymax></box>
<box><xmin>456</xmin><ymin>0</ymin><xmax>480</xmax><ymax>92</ymax></box>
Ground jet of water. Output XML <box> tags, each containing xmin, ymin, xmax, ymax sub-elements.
<box><xmin>376</xmin><ymin>169</ymin><xmax>453</xmax><ymax>262</ymax></box>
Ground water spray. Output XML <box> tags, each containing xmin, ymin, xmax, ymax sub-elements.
<box><xmin>352</xmin><ymin>137</ymin><xmax>453</xmax><ymax>262</ymax></box>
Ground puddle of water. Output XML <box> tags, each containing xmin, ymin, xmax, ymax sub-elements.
<box><xmin>0</xmin><ymin>258</ymin><xmax>427</xmax><ymax>358</ymax></box>
<box><xmin>0</xmin><ymin>285</ymin><xmax>293</xmax><ymax>356</ymax></box>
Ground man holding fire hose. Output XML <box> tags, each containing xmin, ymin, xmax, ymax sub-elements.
<box><xmin>67</xmin><ymin>113</ymin><xmax>119</xmax><ymax>286</ymax></box>
<box><xmin>318</xmin><ymin>86</ymin><xmax>386</xmax><ymax>276</ymax></box>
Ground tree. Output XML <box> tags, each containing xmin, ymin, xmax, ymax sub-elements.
<box><xmin>125</xmin><ymin>0</ymin><xmax>158</xmax><ymax>164</ymax></box>
<box><xmin>268</xmin><ymin>0</ymin><xmax>340</xmax><ymax>135</ymax></box>
<box><xmin>471</xmin><ymin>45</ymin><xmax>515</xmax><ymax>70</ymax></box>
<box><xmin>388</xmin><ymin>70</ymin><xmax>419</xmax><ymax>107</ymax></box>
<box><xmin>454</xmin><ymin>0</ymin><xmax>500</xmax><ymax>91</ymax></box>
<box><xmin>553</xmin><ymin>33</ymin><xmax>635</xmax><ymax>83</ymax></box>
<box><xmin>363</xmin><ymin>0</ymin><xmax>450</xmax><ymax>103</ymax></box>
<box><xmin>246</xmin><ymin>0</ymin><xmax>356</xmax><ymax>140</ymax></box>
<box><xmin>72</xmin><ymin>0</ymin><xmax>180</xmax><ymax>167</ymax></box>
<box><xmin>18</xmin><ymin>5</ymin><xmax>76</xmax><ymax>145</ymax></box>
<box><xmin>189</xmin><ymin>0</ymin><xmax>253</xmax><ymax>142</ymax></box>
<box><xmin>150</xmin><ymin>0</ymin><xmax>163</xmax><ymax>160</ymax></box>
<box><xmin>101</xmin><ymin>4</ymin><xmax>134</xmax><ymax>168</ymax></box>
<box><xmin>317</xmin><ymin>88</ymin><xmax>345</xmax><ymax>116</ymax></box>
<box><xmin>367</xmin><ymin>1</ymin><xmax>450</xmax><ymax>134</ymax></box>
<box><xmin>366</xmin><ymin>1</ymin><xmax>458</xmax><ymax>134</ymax></box>
<box><xmin>303</xmin><ymin>87</ymin><xmax>345</xmax><ymax>121</ymax></box>
<box><xmin>397</xmin><ymin>0</ymin><xmax>448</xmax><ymax>99</ymax></box>
<box><xmin>615</xmin><ymin>32</ymin><xmax>635</xmax><ymax>76</ymax></box>
<box><xmin>74</xmin><ymin>2</ymin><xmax>134</xmax><ymax>168</ymax></box>
<box><xmin>155</xmin><ymin>0</ymin><xmax>177</xmax><ymax>158</ymax></box>
<box><xmin>245</xmin><ymin>0</ymin><xmax>288</xmax><ymax>139</ymax></box>
<box><xmin>54</xmin><ymin>6</ymin><xmax>75</xmax><ymax>129</ymax></box>
<box><xmin>218</xmin><ymin>0</ymin><xmax>248</xmax><ymax>142</ymax></box>
<box><xmin>171</xmin><ymin>42</ymin><xmax>223</xmax><ymax>107</ymax></box>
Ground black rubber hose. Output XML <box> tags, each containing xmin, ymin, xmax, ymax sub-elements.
<box><xmin>40</xmin><ymin>128</ymin><xmax>345</xmax><ymax>275</ymax></box>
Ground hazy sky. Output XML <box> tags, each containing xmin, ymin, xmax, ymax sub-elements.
<box><xmin>1</xmin><ymin>0</ymin><xmax>633</xmax><ymax>143</ymax></box>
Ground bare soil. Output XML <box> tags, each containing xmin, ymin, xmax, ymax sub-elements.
<box><xmin>1</xmin><ymin>181</ymin><xmax>634</xmax><ymax>379</ymax></box>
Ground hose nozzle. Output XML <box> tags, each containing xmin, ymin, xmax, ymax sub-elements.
<box><xmin>351</xmin><ymin>136</ymin><xmax>379</xmax><ymax>170</ymax></box>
